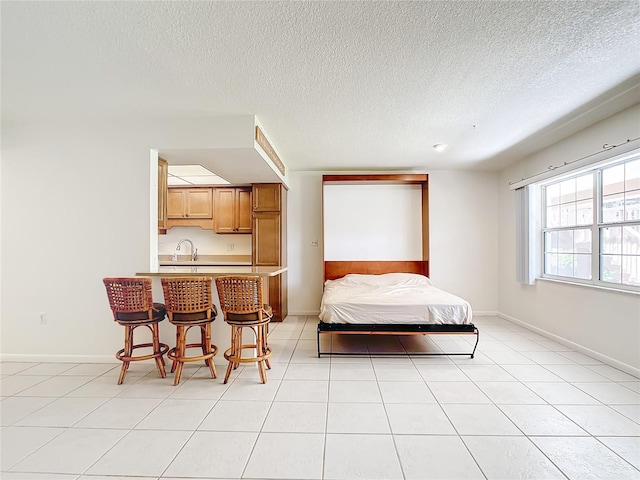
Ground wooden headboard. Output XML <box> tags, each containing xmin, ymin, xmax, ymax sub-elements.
<box><xmin>324</xmin><ymin>260</ymin><xmax>429</xmax><ymax>281</ymax></box>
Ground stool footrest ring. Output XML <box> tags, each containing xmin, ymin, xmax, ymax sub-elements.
<box><xmin>167</xmin><ymin>344</ymin><xmax>218</xmax><ymax>363</ymax></box>
<box><xmin>223</xmin><ymin>344</ymin><xmax>272</xmax><ymax>364</ymax></box>
<box><xmin>116</xmin><ymin>342</ymin><xmax>169</xmax><ymax>363</ymax></box>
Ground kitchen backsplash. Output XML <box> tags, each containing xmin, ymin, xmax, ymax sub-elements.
<box><xmin>159</xmin><ymin>227</ymin><xmax>252</xmax><ymax>256</ymax></box>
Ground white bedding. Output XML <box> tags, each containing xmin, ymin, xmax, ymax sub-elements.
<box><xmin>319</xmin><ymin>273</ymin><xmax>473</xmax><ymax>325</ymax></box>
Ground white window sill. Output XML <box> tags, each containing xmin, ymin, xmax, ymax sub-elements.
<box><xmin>536</xmin><ymin>277</ymin><xmax>640</xmax><ymax>296</ymax></box>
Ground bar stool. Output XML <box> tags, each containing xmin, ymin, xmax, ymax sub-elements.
<box><xmin>103</xmin><ymin>277</ymin><xmax>169</xmax><ymax>385</ymax></box>
<box><xmin>215</xmin><ymin>276</ymin><xmax>273</xmax><ymax>384</ymax></box>
<box><xmin>160</xmin><ymin>276</ymin><xmax>218</xmax><ymax>385</ymax></box>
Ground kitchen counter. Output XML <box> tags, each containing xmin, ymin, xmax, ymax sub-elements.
<box><xmin>138</xmin><ymin>265</ymin><xmax>287</xmax><ymax>277</ymax></box>
<box><xmin>158</xmin><ymin>254</ymin><xmax>252</xmax><ymax>266</ymax></box>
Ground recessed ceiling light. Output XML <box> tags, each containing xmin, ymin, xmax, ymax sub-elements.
<box><xmin>168</xmin><ymin>164</ymin><xmax>231</xmax><ymax>185</ymax></box>
<box><xmin>433</xmin><ymin>144</ymin><xmax>447</xmax><ymax>152</ymax></box>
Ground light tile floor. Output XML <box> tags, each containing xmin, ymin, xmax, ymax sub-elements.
<box><xmin>1</xmin><ymin>315</ymin><xmax>639</xmax><ymax>480</ymax></box>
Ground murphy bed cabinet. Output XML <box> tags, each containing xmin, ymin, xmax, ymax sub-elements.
<box><xmin>252</xmin><ymin>183</ymin><xmax>288</xmax><ymax>321</ymax></box>
<box><xmin>214</xmin><ymin>187</ymin><xmax>252</xmax><ymax>234</ymax></box>
<box><xmin>166</xmin><ymin>187</ymin><xmax>214</xmax><ymax>229</ymax></box>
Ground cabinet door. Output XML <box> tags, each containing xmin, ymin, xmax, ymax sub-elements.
<box><xmin>236</xmin><ymin>188</ymin><xmax>253</xmax><ymax>233</ymax></box>
<box><xmin>185</xmin><ymin>189</ymin><xmax>213</xmax><ymax>218</ymax></box>
<box><xmin>268</xmin><ymin>275</ymin><xmax>282</xmax><ymax>321</ymax></box>
<box><xmin>253</xmin><ymin>212</ymin><xmax>281</xmax><ymax>265</ymax></box>
<box><xmin>167</xmin><ymin>189</ymin><xmax>187</xmax><ymax>218</ymax></box>
<box><xmin>158</xmin><ymin>158</ymin><xmax>168</xmax><ymax>230</ymax></box>
<box><xmin>214</xmin><ymin>188</ymin><xmax>236</xmax><ymax>233</ymax></box>
<box><xmin>253</xmin><ymin>184</ymin><xmax>281</xmax><ymax>212</ymax></box>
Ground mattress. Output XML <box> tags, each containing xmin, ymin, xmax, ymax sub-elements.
<box><xmin>319</xmin><ymin>273</ymin><xmax>472</xmax><ymax>325</ymax></box>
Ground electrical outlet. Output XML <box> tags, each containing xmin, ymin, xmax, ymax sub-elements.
<box><xmin>39</xmin><ymin>312</ymin><xmax>47</xmax><ymax>325</ymax></box>
<box><xmin>227</xmin><ymin>243</ymin><xmax>235</xmax><ymax>251</ymax></box>
<box><xmin>311</xmin><ymin>239</ymin><xmax>319</xmax><ymax>247</ymax></box>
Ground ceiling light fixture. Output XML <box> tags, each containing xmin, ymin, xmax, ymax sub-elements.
<box><xmin>433</xmin><ymin>144</ymin><xmax>447</xmax><ymax>152</ymax></box>
<box><xmin>167</xmin><ymin>164</ymin><xmax>231</xmax><ymax>186</ymax></box>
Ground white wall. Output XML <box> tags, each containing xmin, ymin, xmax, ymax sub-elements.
<box><xmin>159</xmin><ymin>227</ymin><xmax>252</xmax><ymax>256</ymax></box>
<box><xmin>0</xmin><ymin>116</ymin><xmax>270</xmax><ymax>360</ymax></box>
<box><xmin>17</xmin><ymin>107</ymin><xmax>639</xmax><ymax>368</ymax></box>
<box><xmin>287</xmin><ymin>170</ymin><xmax>499</xmax><ymax>316</ymax></box>
<box><xmin>498</xmin><ymin>104</ymin><xmax>640</xmax><ymax>372</ymax></box>
<box><xmin>287</xmin><ymin>172</ymin><xmax>324</xmax><ymax>316</ymax></box>
<box><xmin>429</xmin><ymin>170</ymin><xmax>499</xmax><ymax>312</ymax></box>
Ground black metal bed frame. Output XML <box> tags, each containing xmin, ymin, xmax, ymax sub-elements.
<box><xmin>317</xmin><ymin>322</ymin><xmax>479</xmax><ymax>358</ymax></box>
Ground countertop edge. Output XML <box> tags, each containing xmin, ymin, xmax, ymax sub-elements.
<box><xmin>137</xmin><ymin>266</ymin><xmax>288</xmax><ymax>277</ymax></box>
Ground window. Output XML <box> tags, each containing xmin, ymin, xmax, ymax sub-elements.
<box><xmin>541</xmin><ymin>155</ymin><xmax>640</xmax><ymax>291</ymax></box>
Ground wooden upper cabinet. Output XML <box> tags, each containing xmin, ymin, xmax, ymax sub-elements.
<box><xmin>214</xmin><ymin>189</ymin><xmax>234</xmax><ymax>232</ymax></box>
<box><xmin>214</xmin><ymin>187</ymin><xmax>252</xmax><ymax>234</ymax></box>
<box><xmin>253</xmin><ymin>183</ymin><xmax>281</xmax><ymax>212</ymax></box>
<box><xmin>167</xmin><ymin>188</ymin><xmax>213</xmax><ymax>219</ymax></box>
<box><xmin>185</xmin><ymin>189</ymin><xmax>213</xmax><ymax>218</ymax></box>
<box><xmin>158</xmin><ymin>158</ymin><xmax>168</xmax><ymax>232</ymax></box>
<box><xmin>167</xmin><ymin>189</ymin><xmax>187</xmax><ymax>219</ymax></box>
<box><xmin>236</xmin><ymin>188</ymin><xmax>252</xmax><ymax>232</ymax></box>
<box><xmin>166</xmin><ymin>187</ymin><xmax>214</xmax><ymax>229</ymax></box>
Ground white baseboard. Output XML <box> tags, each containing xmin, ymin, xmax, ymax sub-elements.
<box><xmin>286</xmin><ymin>311</ymin><xmax>320</xmax><ymax>317</ymax></box>
<box><xmin>1</xmin><ymin>354</ymin><xmax>118</xmax><ymax>364</ymax></box>
<box><xmin>473</xmin><ymin>311</ymin><xmax>498</xmax><ymax>317</ymax></box>
<box><xmin>498</xmin><ymin>312</ymin><xmax>640</xmax><ymax>378</ymax></box>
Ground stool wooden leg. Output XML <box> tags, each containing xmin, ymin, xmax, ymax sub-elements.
<box><xmin>256</xmin><ymin>323</ymin><xmax>267</xmax><ymax>384</ymax></box>
<box><xmin>173</xmin><ymin>326</ymin><xmax>186</xmax><ymax>386</ymax></box>
<box><xmin>171</xmin><ymin>327</ymin><xmax>180</xmax><ymax>373</ymax></box>
<box><xmin>223</xmin><ymin>326</ymin><xmax>237</xmax><ymax>384</ymax></box>
<box><xmin>234</xmin><ymin>328</ymin><xmax>243</xmax><ymax>370</ymax></box>
<box><xmin>262</xmin><ymin>324</ymin><xmax>271</xmax><ymax>370</ymax></box>
<box><xmin>203</xmin><ymin>324</ymin><xmax>217</xmax><ymax>379</ymax></box>
<box><xmin>151</xmin><ymin>323</ymin><xmax>167</xmax><ymax>379</ymax></box>
<box><xmin>200</xmin><ymin>327</ymin><xmax>207</xmax><ymax>366</ymax></box>
<box><xmin>117</xmin><ymin>325</ymin><xmax>133</xmax><ymax>385</ymax></box>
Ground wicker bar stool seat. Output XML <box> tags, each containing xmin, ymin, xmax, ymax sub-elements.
<box><xmin>103</xmin><ymin>277</ymin><xmax>169</xmax><ymax>385</ymax></box>
<box><xmin>215</xmin><ymin>276</ymin><xmax>273</xmax><ymax>384</ymax></box>
<box><xmin>161</xmin><ymin>277</ymin><xmax>218</xmax><ymax>385</ymax></box>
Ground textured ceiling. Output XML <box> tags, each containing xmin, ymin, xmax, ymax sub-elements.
<box><xmin>2</xmin><ymin>1</ymin><xmax>639</xmax><ymax>172</ymax></box>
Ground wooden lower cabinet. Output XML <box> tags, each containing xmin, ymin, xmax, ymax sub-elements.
<box><xmin>269</xmin><ymin>272</ymin><xmax>287</xmax><ymax>322</ymax></box>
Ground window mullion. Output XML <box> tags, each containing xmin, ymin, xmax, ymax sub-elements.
<box><xmin>593</xmin><ymin>170</ymin><xmax>601</xmax><ymax>284</ymax></box>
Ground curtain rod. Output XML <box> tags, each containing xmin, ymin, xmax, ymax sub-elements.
<box><xmin>508</xmin><ymin>137</ymin><xmax>640</xmax><ymax>187</ymax></box>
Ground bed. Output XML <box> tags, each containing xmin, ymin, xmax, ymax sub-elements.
<box><xmin>317</xmin><ymin>266</ymin><xmax>479</xmax><ymax>358</ymax></box>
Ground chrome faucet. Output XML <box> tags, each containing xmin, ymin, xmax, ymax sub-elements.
<box><xmin>176</xmin><ymin>238</ymin><xmax>197</xmax><ymax>261</ymax></box>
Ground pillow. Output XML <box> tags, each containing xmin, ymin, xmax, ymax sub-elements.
<box><xmin>328</xmin><ymin>272</ymin><xmax>432</xmax><ymax>287</ymax></box>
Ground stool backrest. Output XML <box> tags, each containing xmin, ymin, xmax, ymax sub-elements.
<box><xmin>161</xmin><ymin>276</ymin><xmax>213</xmax><ymax>315</ymax></box>
<box><xmin>215</xmin><ymin>276</ymin><xmax>263</xmax><ymax>314</ymax></box>
<box><xmin>103</xmin><ymin>277</ymin><xmax>154</xmax><ymax>319</ymax></box>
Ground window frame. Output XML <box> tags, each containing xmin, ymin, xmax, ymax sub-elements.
<box><xmin>539</xmin><ymin>154</ymin><xmax>640</xmax><ymax>293</ymax></box>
